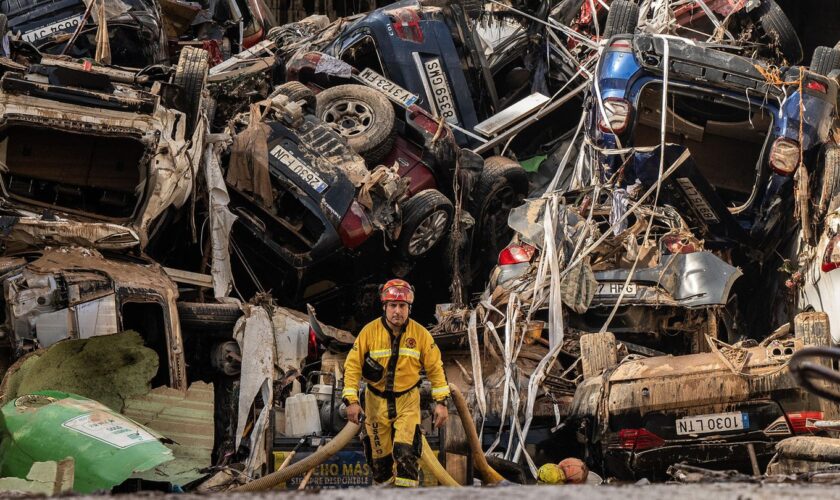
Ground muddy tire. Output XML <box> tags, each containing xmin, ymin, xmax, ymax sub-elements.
<box><xmin>173</xmin><ymin>46</ymin><xmax>210</xmax><ymax>136</ymax></box>
<box><xmin>810</xmin><ymin>46</ymin><xmax>840</xmax><ymax>75</ymax></box>
<box><xmin>315</xmin><ymin>84</ymin><xmax>396</xmax><ymax>165</ymax></box>
<box><xmin>794</xmin><ymin>311</ymin><xmax>831</xmax><ymax>347</ymax></box>
<box><xmin>469</xmin><ymin>156</ymin><xmax>528</xmax><ymax>280</ymax></box>
<box><xmin>580</xmin><ymin>332</ymin><xmax>618</xmax><ymax>379</ymax></box>
<box><xmin>752</xmin><ymin>0</ymin><xmax>803</xmax><ymax>64</ymax></box>
<box><xmin>271</xmin><ymin>81</ymin><xmax>316</xmax><ymax>112</ymax></box>
<box><xmin>177</xmin><ymin>302</ymin><xmax>243</xmax><ymax>330</ymax></box>
<box><xmin>398</xmin><ymin>189</ymin><xmax>454</xmax><ymax>259</ymax></box>
<box><xmin>603</xmin><ymin>0</ymin><xmax>639</xmax><ymax>38</ymax></box>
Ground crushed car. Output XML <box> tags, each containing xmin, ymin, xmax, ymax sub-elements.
<box><xmin>567</xmin><ymin>312</ymin><xmax>840</xmax><ymax>480</ymax></box>
<box><xmin>0</xmin><ymin>45</ymin><xmax>209</xmax><ymax>250</ymax></box>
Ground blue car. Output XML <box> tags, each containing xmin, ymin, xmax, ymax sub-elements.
<box><xmin>589</xmin><ymin>19</ymin><xmax>838</xmax><ymax>248</ymax></box>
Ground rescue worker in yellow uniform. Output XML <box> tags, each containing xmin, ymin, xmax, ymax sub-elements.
<box><xmin>342</xmin><ymin>279</ymin><xmax>450</xmax><ymax>487</ymax></box>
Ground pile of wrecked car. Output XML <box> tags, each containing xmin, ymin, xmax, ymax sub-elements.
<box><xmin>0</xmin><ymin>0</ymin><xmax>836</xmax><ymax>494</ymax></box>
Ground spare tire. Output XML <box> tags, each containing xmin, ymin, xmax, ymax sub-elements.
<box><xmin>315</xmin><ymin>84</ymin><xmax>396</xmax><ymax>165</ymax></box>
<box><xmin>752</xmin><ymin>0</ymin><xmax>803</xmax><ymax>64</ymax></box>
<box><xmin>603</xmin><ymin>0</ymin><xmax>639</xmax><ymax>38</ymax></box>
<box><xmin>810</xmin><ymin>46</ymin><xmax>840</xmax><ymax>76</ymax></box>
<box><xmin>173</xmin><ymin>46</ymin><xmax>209</xmax><ymax>136</ymax></box>
<box><xmin>397</xmin><ymin>189</ymin><xmax>454</xmax><ymax>259</ymax></box>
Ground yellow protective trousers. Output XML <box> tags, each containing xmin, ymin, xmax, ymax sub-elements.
<box><xmin>363</xmin><ymin>386</ymin><xmax>422</xmax><ymax>487</ymax></box>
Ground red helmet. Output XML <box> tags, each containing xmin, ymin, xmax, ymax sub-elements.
<box><xmin>380</xmin><ymin>279</ymin><xmax>415</xmax><ymax>304</ymax></box>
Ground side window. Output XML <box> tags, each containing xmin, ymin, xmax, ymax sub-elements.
<box><xmin>340</xmin><ymin>35</ymin><xmax>386</xmax><ymax>76</ymax></box>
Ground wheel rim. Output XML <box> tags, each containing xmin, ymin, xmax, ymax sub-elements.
<box><xmin>407</xmin><ymin>209</ymin><xmax>449</xmax><ymax>256</ymax></box>
<box><xmin>321</xmin><ymin>98</ymin><xmax>374</xmax><ymax>138</ymax></box>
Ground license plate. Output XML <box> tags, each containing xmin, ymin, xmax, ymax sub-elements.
<box><xmin>270</xmin><ymin>145</ymin><xmax>328</xmax><ymax>193</ymax></box>
<box><xmin>676</xmin><ymin>411</ymin><xmax>749</xmax><ymax>436</ymax></box>
<box><xmin>22</xmin><ymin>15</ymin><xmax>84</xmax><ymax>43</ymax></box>
<box><xmin>422</xmin><ymin>58</ymin><xmax>459</xmax><ymax>125</ymax></box>
<box><xmin>356</xmin><ymin>68</ymin><xmax>418</xmax><ymax>108</ymax></box>
<box><xmin>594</xmin><ymin>282</ymin><xmax>637</xmax><ymax>297</ymax></box>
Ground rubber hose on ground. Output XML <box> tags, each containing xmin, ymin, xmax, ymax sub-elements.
<box><xmin>231</xmin><ymin>422</ymin><xmax>361</xmax><ymax>492</ymax></box>
<box><xmin>449</xmin><ymin>383</ymin><xmax>506</xmax><ymax>484</ymax></box>
<box><xmin>420</xmin><ymin>434</ymin><xmax>460</xmax><ymax>487</ymax></box>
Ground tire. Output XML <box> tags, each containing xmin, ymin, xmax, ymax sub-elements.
<box><xmin>794</xmin><ymin>311</ymin><xmax>831</xmax><ymax>348</ymax></box>
<box><xmin>580</xmin><ymin>332</ymin><xmax>618</xmax><ymax>379</ymax></box>
<box><xmin>270</xmin><ymin>81</ymin><xmax>316</xmax><ymax>112</ymax></box>
<box><xmin>173</xmin><ymin>46</ymin><xmax>209</xmax><ymax>136</ymax></box>
<box><xmin>315</xmin><ymin>84</ymin><xmax>396</xmax><ymax>165</ymax></box>
<box><xmin>810</xmin><ymin>46</ymin><xmax>840</xmax><ymax>76</ymax></box>
<box><xmin>397</xmin><ymin>189</ymin><xmax>454</xmax><ymax>259</ymax></box>
<box><xmin>819</xmin><ymin>146</ymin><xmax>840</xmax><ymax>219</ymax></box>
<box><xmin>177</xmin><ymin>302</ymin><xmax>243</xmax><ymax>329</ymax></box>
<box><xmin>468</xmin><ymin>156</ymin><xmax>528</xmax><ymax>280</ymax></box>
<box><xmin>603</xmin><ymin>0</ymin><xmax>639</xmax><ymax>38</ymax></box>
<box><xmin>753</xmin><ymin>0</ymin><xmax>803</xmax><ymax>64</ymax></box>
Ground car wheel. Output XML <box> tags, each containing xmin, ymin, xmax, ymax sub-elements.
<box><xmin>469</xmin><ymin>156</ymin><xmax>528</xmax><ymax>281</ymax></box>
<box><xmin>270</xmin><ymin>81</ymin><xmax>316</xmax><ymax>112</ymax></box>
<box><xmin>398</xmin><ymin>189</ymin><xmax>453</xmax><ymax>259</ymax></box>
<box><xmin>315</xmin><ymin>84</ymin><xmax>396</xmax><ymax>165</ymax></box>
<box><xmin>810</xmin><ymin>46</ymin><xmax>840</xmax><ymax>75</ymax></box>
<box><xmin>603</xmin><ymin>0</ymin><xmax>639</xmax><ymax>38</ymax></box>
<box><xmin>752</xmin><ymin>0</ymin><xmax>803</xmax><ymax>64</ymax></box>
<box><xmin>580</xmin><ymin>332</ymin><xmax>618</xmax><ymax>380</ymax></box>
<box><xmin>794</xmin><ymin>311</ymin><xmax>831</xmax><ymax>347</ymax></box>
<box><xmin>173</xmin><ymin>46</ymin><xmax>210</xmax><ymax>136</ymax></box>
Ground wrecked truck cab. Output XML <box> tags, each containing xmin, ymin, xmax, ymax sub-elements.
<box><xmin>569</xmin><ymin>326</ymin><xmax>840</xmax><ymax>481</ymax></box>
<box><xmin>0</xmin><ymin>49</ymin><xmax>208</xmax><ymax>250</ymax></box>
<box><xmin>0</xmin><ymin>247</ymin><xmax>187</xmax><ymax>389</ymax></box>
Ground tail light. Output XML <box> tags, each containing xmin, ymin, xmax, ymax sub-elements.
<box><xmin>786</xmin><ymin>411</ymin><xmax>823</xmax><ymax>434</ymax></box>
<box><xmin>338</xmin><ymin>201</ymin><xmax>374</xmax><ymax>249</ymax></box>
<box><xmin>498</xmin><ymin>244</ymin><xmax>535</xmax><ymax>265</ymax></box>
<box><xmin>307</xmin><ymin>326</ymin><xmax>319</xmax><ymax>361</ymax></box>
<box><xmin>609</xmin><ymin>39</ymin><xmax>632</xmax><ymax>49</ymax></box>
<box><xmin>806</xmin><ymin>80</ymin><xmax>828</xmax><ymax>93</ymax></box>
<box><xmin>618</xmin><ymin>428</ymin><xmax>665</xmax><ymax>451</ymax></box>
<box><xmin>389</xmin><ymin>8</ymin><xmax>423</xmax><ymax>43</ymax></box>
<box><xmin>598</xmin><ymin>98</ymin><xmax>632</xmax><ymax>134</ymax></box>
<box><xmin>769</xmin><ymin>138</ymin><xmax>800</xmax><ymax>175</ymax></box>
<box><xmin>822</xmin><ymin>233</ymin><xmax>840</xmax><ymax>272</ymax></box>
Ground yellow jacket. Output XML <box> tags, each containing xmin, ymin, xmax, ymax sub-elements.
<box><xmin>342</xmin><ymin>317</ymin><xmax>450</xmax><ymax>404</ymax></box>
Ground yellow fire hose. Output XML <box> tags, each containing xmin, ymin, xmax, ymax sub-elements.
<box><xmin>232</xmin><ymin>384</ymin><xmax>502</xmax><ymax>491</ymax></box>
<box><xmin>449</xmin><ymin>383</ymin><xmax>505</xmax><ymax>485</ymax></box>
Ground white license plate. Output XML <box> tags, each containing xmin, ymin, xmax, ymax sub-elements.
<box><xmin>594</xmin><ymin>282</ymin><xmax>637</xmax><ymax>297</ymax></box>
<box><xmin>676</xmin><ymin>411</ymin><xmax>748</xmax><ymax>436</ymax></box>
<box><xmin>356</xmin><ymin>68</ymin><xmax>418</xmax><ymax>108</ymax></box>
<box><xmin>270</xmin><ymin>144</ymin><xmax>328</xmax><ymax>193</ymax></box>
<box><xmin>422</xmin><ymin>58</ymin><xmax>459</xmax><ymax>125</ymax></box>
<box><xmin>22</xmin><ymin>15</ymin><xmax>84</xmax><ymax>43</ymax></box>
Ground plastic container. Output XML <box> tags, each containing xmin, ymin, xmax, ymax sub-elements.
<box><xmin>284</xmin><ymin>393</ymin><xmax>322</xmax><ymax>437</ymax></box>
